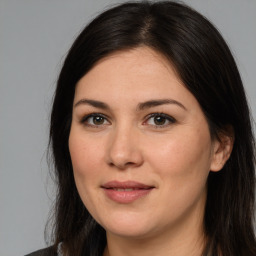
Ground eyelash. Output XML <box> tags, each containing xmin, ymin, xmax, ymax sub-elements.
<box><xmin>80</xmin><ymin>113</ymin><xmax>110</xmax><ymax>128</ymax></box>
<box><xmin>80</xmin><ymin>112</ymin><xmax>176</xmax><ymax>128</ymax></box>
<box><xmin>144</xmin><ymin>113</ymin><xmax>176</xmax><ymax>128</ymax></box>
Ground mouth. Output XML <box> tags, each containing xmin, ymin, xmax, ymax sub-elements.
<box><xmin>101</xmin><ymin>180</ymin><xmax>155</xmax><ymax>204</ymax></box>
<box><xmin>111</xmin><ymin>188</ymin><xmax>145</xmax><ymax>191</ymax></box>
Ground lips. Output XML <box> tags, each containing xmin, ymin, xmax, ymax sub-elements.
<box><xmin>101</xmin><ymin>181</ymin><xmax>154</xmax><ymax>203</ymax></box>
<box><xmin>102</xmin><ymin>180</ymin><xmax>153</xmax><ymax>190</ymax></box>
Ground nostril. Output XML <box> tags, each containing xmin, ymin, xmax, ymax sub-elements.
<box><xmin>108</xmin><ymin>160</ymin><xmax>139</xmax><ymax>170</ymax></box>
<box><xmin>126</xmin><ymin>162</ymin><xmax>135</xmax><ymax>166</ymax></box>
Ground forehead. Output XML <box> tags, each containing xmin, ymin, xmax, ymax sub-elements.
<box><xmin>94</xmin><ymin>47</ymin><xmax>176</xmax><ymax>74</ymax></box>
<box><xmin>75</xmin><ymin>47</ymin><xmax>185</xmax><ymax>97</ymax></box>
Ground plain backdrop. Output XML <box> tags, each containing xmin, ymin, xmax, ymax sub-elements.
<box><xmin>0</xmin><ymin>0</ymin><xmax>255</xmax><ymax>255</ymax></box>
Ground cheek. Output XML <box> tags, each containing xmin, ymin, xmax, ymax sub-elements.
<box><xmin>145</xmin><ymin>126</ymin><xmax>213</xmax><ymax>182</ymax></box>
<box><xmin>69</xmin><ymin>130</ymin><xmax>100</xmax><ymax>172</ymax></box>
<box><xmin>69</xmin><ymin>131</ymin><xmax>104</xmax><ymax>216</ymax></box>
<box><xmin>146</xmin><ymin>128</ymin><xmax>212</xmax><ymax>217</ymax></box>
<box><xmin>68</xmin><ymin>129</ymin><xmax>104</xmax><ymax>198</ymax></box>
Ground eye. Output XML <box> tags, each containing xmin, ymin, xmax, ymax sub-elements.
<box><xmin>81</xmin><ymin>113</ymin><xmax>110</xmax><ymax>127</ymax></box>
<box><xmin>145</xmin><ymin>113</ymin><xmax>176</xmax><ymax>127</ymax></box>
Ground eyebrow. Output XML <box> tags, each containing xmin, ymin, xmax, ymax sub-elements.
<box><xmin>74</xmin><ymin>99</ymin><xmax>109</xmax><ymax>109</ymax></box>
<box><xmin>137</xmin><ymin>99</ymin><xmax>187</xmax><ymax>111</ymax></box>
<box><xmin>74</xmin><ymin>98</ymin><xmax>187</xmax><ymax>111</ymax></box>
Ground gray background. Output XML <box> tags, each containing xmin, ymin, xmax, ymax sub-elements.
<box><xmin>0</xmin><ymin>0</ymin><xmax>255</xmax><ymax>255</ymax></box>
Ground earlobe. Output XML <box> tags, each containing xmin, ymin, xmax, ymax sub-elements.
<box><xmin>210</xmin><ymin>131</ymin><xmax>234</xmax><ymax>172</ymax></box>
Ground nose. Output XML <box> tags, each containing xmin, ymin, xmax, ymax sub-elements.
<box><xmin>106</xmin><ymin>125</ymin><xmax>144</xmax><ymax>170</ymax></box>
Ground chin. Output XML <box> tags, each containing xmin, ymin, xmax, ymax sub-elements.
<box><xmin>99</xmin><ymin>212</ymin><xmax>155</xmax><ymax>238</ymax></box>
<box><xmin>106</xmin><ymin>225</ymin><xmax>154</xmax><ymax>239</ymax></box>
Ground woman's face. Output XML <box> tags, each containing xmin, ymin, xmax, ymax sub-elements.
<box><xmin>69</xmin><ymin>47</ymin><xmax>221</xmax><ymax>240</ymax></box>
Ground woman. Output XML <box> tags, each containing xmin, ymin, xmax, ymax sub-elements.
<box><xmin>27</xmin><ymin>1</ymin><xmax>256</xmax><ymax>256</ymax></box>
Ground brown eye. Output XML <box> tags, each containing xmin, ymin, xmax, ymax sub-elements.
<box><xmin>154</xmin><ymin>116</ymin><xmax>167</xmax><ymax>125</ymax></box>
<box><xmin>145</xmin><ymin>113</ymin><xmax>176</xmax><ymax>127</ymax></box>
<box><xmin>82</xmin><ymin>114</ymin><xmax>110</xmax><ymax>127</ymax></box>
<box><xmin>92</xmin><ymin>116</ymin><xmax>105</xmax><ymax>125</ymax></box>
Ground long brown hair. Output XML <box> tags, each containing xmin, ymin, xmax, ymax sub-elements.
<box><xmin>48</xmin><ymin>1</ymin><xmax>256</xmax><ymax>255</ymax></box>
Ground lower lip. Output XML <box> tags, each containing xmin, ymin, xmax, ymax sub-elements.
<box><xmin>103</xmin><ymin>188</ymin><xmax>153</xmax><ymax>203</ymax></box>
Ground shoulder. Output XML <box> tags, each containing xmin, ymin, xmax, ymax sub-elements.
<box><xmin>25</xmin><ymin>247</ymin><xmax>57</xmax><ymax>256</ymax></box>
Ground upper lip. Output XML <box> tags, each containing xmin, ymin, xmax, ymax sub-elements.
<box><xmin>101</xmin><ymin>180</ymin><xmax>154</xmax><ymax>189</ymax></box>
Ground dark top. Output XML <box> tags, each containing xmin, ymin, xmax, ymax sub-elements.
<box><xmin>25</xmin><ymin>247</ymin><xmax>57</xmax><ymax>256</ymax></box>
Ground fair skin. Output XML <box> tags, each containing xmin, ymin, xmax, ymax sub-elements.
<box><xmin>69</xmin><ymin>47</ymin><xmax>232</xmax><ymax>256</ymax></box>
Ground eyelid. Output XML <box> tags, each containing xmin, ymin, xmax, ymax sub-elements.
<box><xmin>80</xmin><ymin>113</ymin><xmax>111</xmax><ymax>126</ymax></box>
<box><xmin>143</xmin><ymin>112</ymin><xmax>176</xmax><ymax>127</ymax></box>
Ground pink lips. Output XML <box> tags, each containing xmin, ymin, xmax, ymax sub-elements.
<box><xmin>101</xmin><ymin>181</ymin><xmax>154</xmax><ymax>204</ymax></box>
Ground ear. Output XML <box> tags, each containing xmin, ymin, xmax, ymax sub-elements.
<box><xmin>210</xmin><ymin>128</ymin><xmax>234</xmax><ymax>172</ymax></box>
